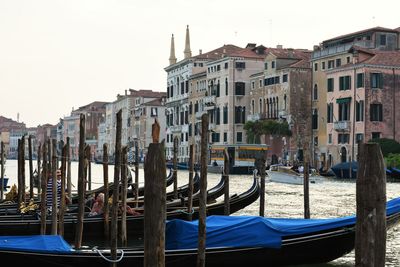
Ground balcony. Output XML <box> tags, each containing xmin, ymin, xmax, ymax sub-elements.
<box><xmin>247</xmin><ymin>113</ymin><xmax>260</xmax><ymax>122</ymax></box>
<box><xmin>333</xmin><ymin>121</ymin><xmax>351</xmax><ymax>132</ymax></box>
<box><xmin>170</xmin><ymin>125</ymin><xmax>182</xmax><ymax>133</ymax></box>
<box><xmin>203</xmin><ymin>95</ymin><xmax>216</xmax><ymax>106</ymax></box>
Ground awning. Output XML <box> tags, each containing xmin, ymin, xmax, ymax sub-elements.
<box><xmin>336</xmin><ymin>97</ymin><xmax>351</xmax><ymax>104</ymax></box>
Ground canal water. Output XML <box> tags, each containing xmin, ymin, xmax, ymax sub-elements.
<box><xmin>2</xmin><ymin>159</ymin><xmax>400</xmax><ymax>266</ymax></box>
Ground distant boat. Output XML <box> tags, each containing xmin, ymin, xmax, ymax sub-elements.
<box><xmin>266</xmin><ymin>164</ymin><xmax>324</xmax><ymax>185</ymax></box>
<box><xmin>331</xmin><ymin>161</ymin><xmax>392</xmax><ymax>179</ymax></box>
<box><xmin>208</xmin><ymin>144</ymin><xmax>269</xmax><ymax>175</ymax></box>
<box><xmin>166</xmin><ymin>161</ymin><xmax>189</xmax><ymax>170</ymax></box>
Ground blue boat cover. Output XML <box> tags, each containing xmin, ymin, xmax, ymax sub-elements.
<box><xmin>166</xmin><ymin>197</ymin><xmax>400</xmax><ymax>250</ymax></box>
<box><xmin>0</xmin><ymin>235</ymin><xmax>73</xmax><ymax>253</ymax></box>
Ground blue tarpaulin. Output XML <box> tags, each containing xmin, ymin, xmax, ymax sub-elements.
<box><xmin>0</xmin><ymin>235</ymin><xmax>73</xmax><ymax>253</ymax></box>
<box><xmin>166</xmin><ymin>197</ymin><xmax>400</xmax><ymax>250</ymax></box>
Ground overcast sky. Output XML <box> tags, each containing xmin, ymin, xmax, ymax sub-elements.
<box><xmin>0</xmin><ymin>0</ymin><xmax>398</xmax><ymax>127</ymax></box>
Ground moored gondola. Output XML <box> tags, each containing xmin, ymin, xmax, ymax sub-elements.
<box><xmin>0</xmin><ymin>175</ymin><xmax>259</xmax><ymax>245</ymax></box>
<box><xmin>0</xmin><ymin>197</ymin><xmax>399</xmax><ymax>267</ymax></box>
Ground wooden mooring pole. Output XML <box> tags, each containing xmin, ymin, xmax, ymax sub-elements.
<box><xmin>173</xmin><ymin>136</ymin><xmax>178</xmax><ymax>199</ymax></box>
<box><xmin>1</xmin><ymin>141</ymin><xmax>4</xmax><ymax>200</ymax></box>
<box><xmin>40</xmin><ymin>142</ymin><xmax>47</xmax><ymax>235</ymax></box>
<box><xmin>58</xmin><ymin>144</ymin><xmax>67</xmax><ymax>236</ymax></box>
<box><xmin>134</xmin><ymin>141</ymin><xmax>139</xmax><ymax>208</ymax></box>
<box><xmin>28</xmin><ymin>135</ymin><xmax>34</xmax><ymax>199</ymax></box>
<box><xmin>355</xmin><ymin>143</ymin><xmax>386</xmax><ymax>267</ymax></box>
<box><xmin>187</xmin><ymin>144</ymin><xmax>194</xmax><ymax>220</ymax></box>
<box><xmin>223</xmin><ymin>149</ymin><xmax>230</xmax><ymax>215</ymax></box>
<box><xmin>51</xmin><ymin>139</ymin><xmax>58</xmax><ymax>235</ymax></box>
<box><xmin>111</xmin><ymin>110</ymin><xmax>122</xmax><ymax>265</ymax></box>
<box><xmin>144</xmin><ymin>118</ymin><xmax>166</xmax><ymax>267</ymax></box>
<box><xmin>66</xmin><ymin>137</ymin><xmax>72</xmax><ymax>200</ymax></box>
<box><xmin>120</xmin><ymin>146</ymin><xmax>128</xmax><ymax>247</ymax></box>
<box><xmin>74</xmin><ymin>114</ymin><xmax>86</xmax><ymax>248</ymax></box>
<box><xmin>258</xmin><ymin>152</ymin><xmax>266</xmax><ymax>217</ymax></box>
<box><xmin>37</xmin><ymin>143</ymin><xmax>42</xmax><ymax>200</ymax></box>
<box><xmin>102</xmin><ymin>143</ymin><xmax>110</xmax><ymax>242</ymax></box>
<box><xmin>303</xmin><ymin>160</ymin><xmax>310</xmax><ymax>219</ymax></box>
<box><xmin>197</xmin><ymin>113</ymin><xmax>209</xmax><ymax>267</ymax></box>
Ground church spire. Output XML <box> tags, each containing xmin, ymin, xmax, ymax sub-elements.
<box><xmin>169</xmin><ymin>34</ymin><xmax>177</xmax><ymax>65</ymax></box>
<box><xmin>184</xmin><ymin>25</ymin><xmax>192</xmax><ymax>59</ymax></box>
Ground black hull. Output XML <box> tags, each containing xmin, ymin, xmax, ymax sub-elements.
<box><xmin>0</xmin><ymin>176</ymin><xmax>259</xmax><ymax>246</ymax></box>
<box><xmin>2</xmin><ymin>212</ymin><xmax>400</xmax><ymax>267</ymax></box>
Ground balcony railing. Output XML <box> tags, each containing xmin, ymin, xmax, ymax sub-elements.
<box><xmin>170</xmin><ymin>125</ymin><xmax>182</xmax><ymax>133</ymax></box>
<box><xmin>247</xmin><ymin>113</ymin><xmax>260</xmax><ymax>122</ymax></box>
<box><xmin>203</xmin><ymin>95</ymin><xmax>216</xmax><ymax>106</ymax></box>
<box><xmin>333</xmin><ymin>121</ymin><xmax>351</xmax><ymax>131</ymax></box>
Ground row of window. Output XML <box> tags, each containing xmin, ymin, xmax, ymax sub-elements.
<box><xmin>251</xmin><ymin>74</ymin><xmax>288</xmax><ymax>90</ymax></box>
<box><xmin>166</xmin><ymin>131</ymin><xmax>244</xmax><ymax>143</ymax></box>
<box><xmin>314</xmin><ymin>57</ymin><xmax>351</xmax><ymax>72</ymax></box>
<box><xmin>325</xmin><ymin>73</ymin><xmax>383</xmax><ymax>93</ymax></box>
<box><xmin>327</xmin><ymin>132</ymin><xmax>381</xmax><ymax>145</ymax></box>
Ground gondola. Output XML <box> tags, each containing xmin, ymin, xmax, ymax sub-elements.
<box><xmin>0</xmin><ymin>170</ymin><xmax>201</xmax><ymax>215</ymax></box>
<box><xmin>0</xmin><ymin>175</ymin><xmax>259</xmax><ymax>245</ymax></box>
<box><xmin>0</xmin><ymin>196</ymin><xmax>399</xmax><ymax>267</ymax></box>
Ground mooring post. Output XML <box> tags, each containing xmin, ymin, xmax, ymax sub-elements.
<box><xmin>74</xmin><ymin>114</ymin><xmax>86</xmax><ymax>248</ymax></box>
<box><xmin>28</xmin><ymin>135</ymin><xmax>34</xmax><ymax>199</ymax></box>
<box><xmin>355</xmin><ymin>143</ymin><xmax>386</xmax><ymax>267</ymax></box>
<box><xmin>187</xmin><ymin>144</ymin><xmax>194</xmax><ymax>220</ymax></box>
<box><xmin>111</xmin><ymin>110</ymin><xmax>122</xmax><ymax>265</ymax></box>
<box><xmin>120</xmin><ymin>146</ymin><xmax>128</xmax><ymax>247</ymax></box>
<box><xmin>51</xmin><ymin>139</ymin><xmax>58</xmax><ymax>235</ymax></box>
<box><xmin>20</xmin><ymin>136</ymin><xmax>26</xmax><ymax>206</ymax></box>
<box><xmin>1</xmin><ymin>141</ymin><xmax>4</xmax><ymax>200</ymax></box>
<box><xmin>223</xmin><ymin>149</ymin><xmax>230</xmax><ymax>215</ymax></box>
<box><xmin>173</xmin><ymin>136</ymin><xmax>178</xmax><ymax>199</ymax></box>
<box><xmin>40</xmin><ymin>142</ymin><xmax>47</xmax><ymax>235</ymax></box>
<box><xmin>103</xmin><ymin>143</ymin><xmax>110</xmax><ymax>242</ymax></box>
<box><xmin>257</xmin><ymin>151</ymin><xmax>266</xmax><ymax>217</ymax></box>
<box><xmin>58</xmin><ymin>144</ymin><xmax>67</xmax><ymax>236</ymax></box>
<box><xmin>144</xmin><ymin>118</ymin><xmax>166</xmax><ymax>267</ymax></box>
<box><xmin>84</xmin><ymin>144</ymin><xmax>90</xmax><ymax>191</ymax></box>
<box><xmin>134</xmin><ymin>141</ymin><xmax>139</xmax><ymax>208</ymax></box>
<box><xmin>66</xmin><ymin>137</ymin><xmax>72</xmax><ymax>200</ymax></box>
<box><xmin>303</xmin><ymin>160</ymin><xmax>310</xmax><ymax>219</ymax></box>
<box><xmin>37</xmin><ymin>143</ymin><xmax>42</xmax><ymax>200</ymax></box>
<box><xmin>197</xmin><ymin>113</ymin><xmax>209</xmax><ymax>267</ymax></box>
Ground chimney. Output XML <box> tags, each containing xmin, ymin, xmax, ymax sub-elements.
<box><xmin>199</xmin><ymin>49</ymin><xmax>202</xmax><ymax>55</ymax></box>
<box><xmin>125</xmin><ymin>89</ymin><xmax>127</xmax><ymax>96</ymax></box>
<box><xmin>313</xmin><ymin>45</ymin><xmax>320</xmax><ymax>51</ymax></box>
<box><xmin>276</xmin><ymin>45</ymin><xmax>283</xmax><ymax>49</ymax></box>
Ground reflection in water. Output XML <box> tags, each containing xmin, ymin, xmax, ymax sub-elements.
<box><xmin>4</xmin><ymin>160</ymin><xmax>400</xmax><ymax>266</ymax></box>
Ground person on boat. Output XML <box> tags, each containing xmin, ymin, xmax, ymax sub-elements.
<box><xmin>88</xmin><ymin>192</ymin><xmax>104</xmax><ymax>217</ymax></box>
<box><xmin>212</xmin><ymin>160</ymin><xmax>218</xmax><ymax>166</ymax></box>
<box><xmin>117</xmin><ymin>203</ymin><xmax>141</xmax><ymax>216</ymax></box>
<box><xmin>46</xmin><ymin>169</ymin><xmax>62</xmax><ymax>210</ymax></box>
<box><xmin>46</xmin><ymin>169</ymin><xmax>70</xmax><ymax>211</ymax></box>
<box><xmin>298</xmin><ymin>165</ymin><xmax>304</xmax><ymax>173</ymax></box>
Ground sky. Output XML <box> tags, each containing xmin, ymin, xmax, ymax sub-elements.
<box><xmin>0</xmin><ymin>0</ymin><xmax>399</xmax><ymax>128</ymax></box>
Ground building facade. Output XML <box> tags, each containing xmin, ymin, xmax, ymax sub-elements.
<box><xmin>311</xmin><ymin>26</ymin><xmax>400</xmax><ymax>168</ymax></box>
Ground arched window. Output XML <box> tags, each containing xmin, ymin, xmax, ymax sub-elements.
<box><xmin>259</xmin><ymin>99</ymin><xmax>263</xmax><ymax>113</ymax></box>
